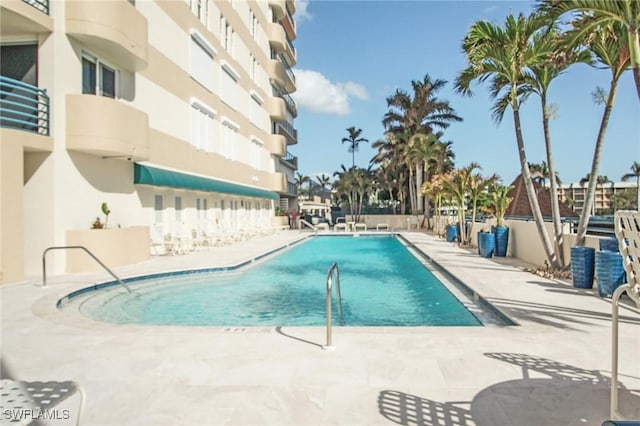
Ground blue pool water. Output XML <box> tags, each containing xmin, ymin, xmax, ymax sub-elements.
<box><xmin>77</xmin><ymin>235</ymin><xmax>482</xmax><ymax>326</ymax></box>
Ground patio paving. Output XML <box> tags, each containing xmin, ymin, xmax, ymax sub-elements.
<box><xmin>1</xmin><ymin>231</ymin><xmax>639</xmax><ymax>425</ymax></box>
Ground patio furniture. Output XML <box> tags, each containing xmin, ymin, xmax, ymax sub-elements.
<box><xmin>354</xmin><ymin>223</ymin><xmax>367</xmax><ymax>232</ymax></box>
<box><xmin>0</xmin><ymin>379</ymin><xmax>85</xmax><ymax>426</ymax></box>
<box><xmin>376</xmin><ymin>223</ymin><xmax>390</xmax><ymax>231</ymax></box>
<box><xmin>334</xmin><ymin>223</ymin><xmax>348</xmax><ymax>232</ymax></box>
<box><xmin>610</xmin><ymin>211</ymin><xmax>640</xmax><ymax>420</ymax></box>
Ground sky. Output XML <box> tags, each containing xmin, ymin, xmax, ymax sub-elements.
<box><xmin>288</xmin><ymin>0</ymin><xmax>640</xmax><ymax>187</ymax></box>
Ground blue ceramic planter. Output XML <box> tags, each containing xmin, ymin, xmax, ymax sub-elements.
<box><xmin>494</xmin><ymin>226</ymin><xmax>509</xmax><ymax>257</ymax></box>
<box><xmin>595</xmin><ymin>250</ymin><xmax>625</xmax><ymax>298</ymax></box>
<box><xmin>599</xmin><ymin>237</ymin><xmax>619</xmax><ymax>253</ymax></box>
<box><xmin>446</xmin><ymin>224</ymin><xmax>457</xmax><ymax>242</ymax></box>
<box><xmin>571</xmin><ymin>246</ymin><xmax>595</xmax><ymax>289</ymax></box>
<box><xmin>478</xmin><ymin>232</ymin><xmax>495</xmax><ymax>258</ymax></box>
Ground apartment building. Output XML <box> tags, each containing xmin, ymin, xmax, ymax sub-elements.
<box><xmin>0</xmin><ymin>0</ymin><xmax>299</xmax><ymax>282</ymax></box>
<box><xmin>558</xmin><ymin>181</ymin><xmax>637</xmax><ymax>215</ymax></box>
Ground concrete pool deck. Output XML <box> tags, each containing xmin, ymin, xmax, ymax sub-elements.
<box><xmin>1</xmin><ymin>231</ymin><xmax>639</xmax><ymax>425</ymax></box>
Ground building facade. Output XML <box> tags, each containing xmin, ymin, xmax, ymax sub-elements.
<box><xmin>558</xmin><ymin>181</ymin><xmax>637</xmax><ymax>215</ymax></box>
<box><xmin>0</xmin><ymin>0</ymin><xmax>298</xmax><ymax>282</ymax></box>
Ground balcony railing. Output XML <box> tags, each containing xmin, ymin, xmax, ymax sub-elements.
<box><xmin>287</xmin><ymin>181</ymin><xmax>297</xmax><ymax>195</ymax></box>
<box><xmin>277</xmin><ymin>53</ymin><xmax>295</xmax><ymax>84</ymax></box>
<box><xmin>282</xmin><ymin>93</ymin><xmax>297</xmax><ymax>116</ymax></box>
<box><xmin>275</xmin><ymin>121</ymin><xmax>297</xmax><ymax>142</ymax></box>
<box><xmin>23</xmin><ymin>0</ymin><xmax>49</xmax><ymax>15</ymax></box>
<box><xmin>0</xmin><ymin>76</ymin><xmax>50</xmax><ymax>135</ymax></box>
<box><xmin>281</xmin><ymin>151</ymin><xmax>298</xmax><ymax>168</ymax></box>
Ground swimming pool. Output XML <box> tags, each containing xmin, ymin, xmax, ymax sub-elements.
<box><xmin>66</xmin><ymin>235</ymin><xmax>496</xmax><ymax>326</ymax></box>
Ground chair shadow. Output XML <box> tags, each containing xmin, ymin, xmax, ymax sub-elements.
<box><xmin>378</xmin><ymin>353</ymin><xmax>640</xmax><ymax>426</ymax></box>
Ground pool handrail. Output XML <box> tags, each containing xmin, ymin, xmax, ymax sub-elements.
<box><xmin>322</xmin><ymin>262</ymin><xmax>343</xmax><ymax>350</ymax></box>
<box><xmin>42</xmin><ymin>246</ymin><xmax>132</xmax><ymax>293</ymax></box>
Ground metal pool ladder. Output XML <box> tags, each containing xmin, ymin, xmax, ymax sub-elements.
<box><xmin>322</xmin><ymin>262</ymin><xmax>343</xmax><ymax>350</ymax></box>
<box><xmin>42</xmin><ymin>246</ymin><xmax>132</xmax><ymax>293</ymax></box>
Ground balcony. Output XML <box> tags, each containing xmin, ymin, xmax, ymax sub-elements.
<box><xmin>282</xmin><ymin>92</ymin><xmax>297</xmax><ymax>117</ymax></box>
<box><xmin>268</xmin><ymin>0</ymin><xmax>286</xmax><ymax>20</ymax></box>
<box><xmin>280</xmin><ymin>151</ymin><xmax>297</xmax><ymax>169</ymax></box>
<box><xmin>267</xmin><ymin>172</ymin><xmax>287</xmax><ymax>193</ymax></box>
<box><xmin>277</xmin><ymin>122</ymin><xmax>297</xmax><ymax>145</ymax></box>
<box><xmin>267</xmin><ymin>133</ymin><xmax>286</xmax><ymax>157</ymax></box>
<box><xmin>1</xmin><ymin>0</ymin><xmax>52</xmax><ymax>36</ymax></box>
<box><xmin>268</xmin><ymin>96</ymin><xmax>286</xmax><ymax>121</ymax></box>
<box><xmin>287</xmin><ymin>181</ymin><xmax>297</xmax><ymax>196</ymax></box>
<box><xmin>267</xmin><ymin>22</ymin><xmax>287</xmax><ymax>54</ymax></box>
<box><xmin>0</xmin><ymin>76</ymin><xmax>50</xmax><ymax>136</ymax></box>
<box><xmin>284</xmin><ymin>35</ymin><xmax>296</xmax><ymax>65</ymax></box>
<box><xmin>66</xmin><ymin>0</ymin><xmax>148</xmax><ymax>71</ymax></box>
<box><xmin>65</xmin><ymin>94</ymin><xmax>149</xmax><ymax>161</ymax></box>
<box><xmin>267</xmin><ymin>58</ymin><xmax>295</xmax><ymax>93</ymax></box>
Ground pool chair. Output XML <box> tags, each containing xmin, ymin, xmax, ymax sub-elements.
<box><xmin>609</xmin><ymin>211</ymin><xmax>640</xmax><ymax>421</ymax></box>
<box><xmin>376</xmin><ymin>223</ymin><xmax>390</xmax><ymax>232</ymax></box>
<box><xmin>334</xmin><ymin>223</ymin><xmax>348</xmax><ymax>232</ymax></box>
<box><xmin>0</xmin><ymin>379</ymin><xmax>85</xmax><ymax>426</ymax></box>
<box><xmin>354</xmin><ymin>223</ymin><xmax>367</xmax><ymax>232</ymax></box>
<box><xmin>316</xmin><ymin>223</ymin><xmax>330</xmax><ymax>231</ymax></box>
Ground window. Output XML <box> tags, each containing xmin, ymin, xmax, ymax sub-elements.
<box><xmin>250</xmin><ymin>10</ymin><xmax>258</xmax><ymax>40</ymax></box>
<box><xmin>221</xmin><ymin>63</ymin><xmax>239</xmax><ymax>109</ymax></box>
<box><xmin>190</xmin><ymin>0</ymin><xmax>208</xmax><ymax>25</ymax></box>
<box><xmin>221</xmin><ymin>119</ymin><xmax>239</xmax><ymax>160</ymax></box>
<box><xmin>220</xmin><ymin>16</ymin><xmax>234</xmax><ymax>54</ymax></box>
<box><xmin>175</xmin><ymin>196</ymin><xmax>182</xmax><ymax>221</ymax></box>
<box><xmin>189</xmin><ymin>31</ymin><xmax>216</xmax><ymax>91</ymax></box>
<box><xmin>190</xmin><ymin>99</ymin><xmax>216</xmax><ymax>152</ymax></box>
<box><xmin>154</xmin><ymin>195</ymin><xmax>163</xmax><ymax>223</ymax></box>
<box><xmin>82</xmin><ymin>54</ymin><xmax>117</xmax><ymax>98</ymax></box>
<box><xmin>250</xmin><ymin>138</ymin><xmax>263</xmax><ymax>170</ymax></box>
<box><xmin>249</xmin><ymin>92</ymin><xmax>263</xmax><ymax>127</ymax></box>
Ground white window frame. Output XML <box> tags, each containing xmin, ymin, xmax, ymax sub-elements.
<box><xmin>189</xmin><ymin>30</ymin><xmax>217</xmax><ymax>92</ymax></box>
<box><xmin>82</xmin><ymin>52</ymin><xmax>119</xmax><ymax>98</ymax></box>
<box><xmin>190</xmin><ymin>98</ymin><xmax>217</xmax><ymax>152</ymax></box>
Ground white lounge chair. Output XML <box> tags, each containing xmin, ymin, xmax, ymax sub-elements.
<box><xmin>334</xmin><ymin>223</ymin><xmax>348</xmax><ymax>232</ymax></box>
<box><xmin>610</xmin><ymin>211</ymin><xmax>640</xmax><ymax>420</ymax></box>
<box><xmin>354</xmin><ymin>223</ymin><xmax>367</xmax><ymax>232</ymax></box>
<box><xmin>376</xmin><ymin>223</ymin><xmax>390</xmax><ymax>231</ymax></box>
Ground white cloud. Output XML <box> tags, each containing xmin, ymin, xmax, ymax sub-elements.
<box><xmin>295</xmin><ymin>0</ymin><xmax>312</xmax><ymax>22</ymax></box>
<box><xmin>293</xmin><ymin>69</ymin><xmax>369</xmax><ymax>116</ymax></box>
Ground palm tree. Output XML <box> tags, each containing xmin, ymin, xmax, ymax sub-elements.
<box><xmin>295</xmin><ymin>172</ymin><xmax>310</xmax><ymax>200</ymax></box>
<box><xmin>538</xmin><ymin>0</ymin><xmax>640</xmax><ymax>101</ymax></box>
<box><xmin>455</xmin><ymin>12</ymin><xmax>562</xmax><ymax>269</ymax></box>
<box><xmin>441</xmin><ymin>166</ymin><xmax>473</xmax><ymax>245</ymax></box>
<box><xmin>383</xmin><ymin>74</ymin><xmax>462</xmax><ymax>215</ymax></box>
<box><xmin>573</xmin><ymin>21</ymin><xmax>630</xmax><ymax>246</ymax></box>
<box><xmin>316</xmin><ymin>174</ymin><xmax>331</xmax><ymax>201</ymax></box>
<box><xmin>621</xmin><ymin>161</ymin><xmax>640</xmax><ymax>209</ymax></box>
<box><xmin>342</xmin><ymin>127</ymin><xmax>368</xmax><ymax>169</ymax></box>
<box><xmin>465</xmin><ymin>163</ymin><xmax>498</xmax><ymax>245</ymax></box>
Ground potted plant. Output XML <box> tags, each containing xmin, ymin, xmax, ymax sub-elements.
<box><xmin>101</xmin><ymin>202</ymin><xmax>111</xmax><ymax>229</ymax></box>
<box><xmin>490</xmin><ymin>184</ymin><xmax>512</xmax><ymax>257</ymax></box>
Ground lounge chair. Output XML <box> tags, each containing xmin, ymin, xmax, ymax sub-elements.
<box><xmin>376</xmin><ymin>223</ymin><xmax>390</xmax><ymax>231</ymax></box>
<box><xmin>354</xmin><ymin>223</ymin><xmax>367</xmax><ymax>232</ymax></box>
<box><xmin>609</xmin><ymin>211</ymin><xmax>640</xmax><ymax>420</ymax></box>
<box><xmin>334</xmin><ymin>223</ymin><xmax>348</xmax><ymax>232</ymax></box>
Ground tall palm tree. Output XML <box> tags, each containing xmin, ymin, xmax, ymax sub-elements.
<box><xmin>295</xmin><ymin>172</ymin><xmax>310</xmax><ymax>200</ymax></box>
<box><xmin>538</xmin><ymin>0</ymin><xmax>640</xmax><ymax>101</ymax></box>
<box><xmin>455</xmin><ymin>12</ymin><xmax>562</xmax><ymax>269</ymax></box>
<box><xmin>383</xmin><ymin>74</ymin><xmax>462</xmax><ymax>215</ymax></box>
<box><xmin>316</xmin><ymin>173</ymin><xmax>331</xmax><ymax>200</ymax></box>
<box><xmin>573</xmin><ymin>21</ymin><xmax>630</xmax><ymax>246</ymax></box>
<box><xmin>621</xmin><ymin>161</ymin><xmax>640</xmax><ymax>210</ymax></box>
<box><xmin>341</xmin><ymin>127</ymin><xmax>368</xmax><ymax>169</ymax></box>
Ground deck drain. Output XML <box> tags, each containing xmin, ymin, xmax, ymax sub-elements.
<box><xmin>223</xmin><ymin>327</ymin><xmax>247</xmax><ymax>332</ymax></box>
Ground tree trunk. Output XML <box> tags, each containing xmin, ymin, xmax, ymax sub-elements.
<box><xmin>629</xmin><ymin>27</ymin><xmax>640</xmax><ymax>102</ymax></box>
<box><xmin>416</xmin><ymin>162</ymin><xmax>423</xmax><ymax>214</ymax></box>
<box><xmin>575</xmin><ymin>78</ymin><xmax>620</xmax><ymax>246</ymax></box>
<box><xmin>541</xmin><ymin>94</ymin><xmax>565</xmax><ymax>267</ymax></box>
<box><xmin>512</xmin><ymin>107</ymin><xmax>560</xmax><ymax>269</ymax></box>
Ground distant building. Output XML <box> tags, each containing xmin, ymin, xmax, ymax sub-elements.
<box><xmin>0</xmin><ymin>0</ymin><xmax>298</xmax><ymax>282</ymax></box>
<box><xmin>558</xmin><ymin>182</ymin><xmax>637</xmax><ymax>215</ymax></box>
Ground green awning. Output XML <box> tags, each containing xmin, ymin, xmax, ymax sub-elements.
<box><xmin>134</xmin><ymin>164</ymin><xmax>280</xmax><ymax>200</ymax></box>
